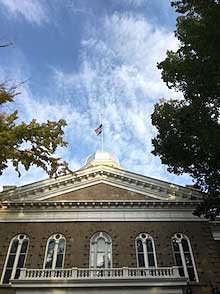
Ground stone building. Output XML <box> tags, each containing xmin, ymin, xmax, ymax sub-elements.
<box><xmin>0</xmin><ymin>150</ymin><xmax>219</xmax><ymax>294</ymax></box>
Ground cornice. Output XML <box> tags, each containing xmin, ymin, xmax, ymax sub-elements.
<box><xmin>0</xmin><ymin>199</ymin><xmax>201</xmax><ymax>210</ymax></box>
<box><xmin>12</xmin><ymin>275</ymin><xmax>188</xmax><ymax>289</ymax></box>
<box><xmin>0</xmin><ymin>166</ymin><xmax>202</xmax><ymax>202</ymax></box>
<box><xmin>0</xmin><ymin>200</ymin><xmax>206</xmax><ymax>223</ymax></box>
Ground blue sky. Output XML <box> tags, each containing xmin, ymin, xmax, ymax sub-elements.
<box><xmin>0</xmin><ymin>0</ymin><xmax>192</xmax><ymax>188</ymax></box>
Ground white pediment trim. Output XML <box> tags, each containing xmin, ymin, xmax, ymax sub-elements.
<box><xmin>35</xmin><ymin>179</ymin><xmax>169</xmax><ymax>201</ymax></box>
<box><xmin>0</xmin><ymin>165</ymin><xmax>202</xmax><ymax>202</ymax></box>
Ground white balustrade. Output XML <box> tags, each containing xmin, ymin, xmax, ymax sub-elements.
<box><xmin>20</xmin><ymin>268</ymin><xmax>74</xmax><ymax>280</ymax></box>
<box><xmin>18</xmin><ymin>266</ymin><xmax>180</xmax><ymax>281</ymax></box>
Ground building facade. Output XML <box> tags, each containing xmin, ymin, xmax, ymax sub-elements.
<box><xmin>0</xmin><ymin>151</ymin><xmax>219</xmax><ymax>294</ymax></box>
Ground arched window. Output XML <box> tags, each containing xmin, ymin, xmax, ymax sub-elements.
<box><xmin>1</xmin><ymin>234</ymin><xmax>29</xmax><ymax>284</ymax></box>
<box><xmin>136</xmin><ymin>233</ymin><xmax>157</xmax><ymax>268</ymax></box>
<box><xmin>90</xmin><ymin>232</ymin><xmax>112</xmax><ymax>268</ymax></box>
<box><xmin>172</xmin><ymin>233</ymin><xmax>198</xmax><ymax>282</ymax></box>
<box><xmin>43</xmin><ymin>233</ymin><xmax>65</xmax><ymax>269</ymax></box>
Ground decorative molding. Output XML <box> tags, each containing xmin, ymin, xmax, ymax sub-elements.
<box><xmin>0</xmin><ymin>166</ymin><xmax>202</xmax><ymax>203</ymax></box>
<box><xmin>0</xmin><ymin>199</ymin><xmax>201</xmax><ymax>209</ymax></box>
<box><xmin>12</xmin><ymin>280</ymin><xmax>187</xmax><ymax>290</ymax></box>
<box><xmin>0</xmin><ymin>200</ymin><xmax>207</xmax><ymax>222</ymax></box>
<box><xmin>29</xmin><ymin>179</ymin><xmax>172</xmax><ymax>201</ymax></box>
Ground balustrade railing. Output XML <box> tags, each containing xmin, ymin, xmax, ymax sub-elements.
<box><xmin>19</xmin><ymin>266</ymin><xmax>180</xmax><ymax>281</ymax></box>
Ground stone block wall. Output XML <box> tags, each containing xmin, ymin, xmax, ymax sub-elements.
<box><xmin>0</xmin><ymin>221</ymin><xmax>219</xmax><ymax>294</ymax></box>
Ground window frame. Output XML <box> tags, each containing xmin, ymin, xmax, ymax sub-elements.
<box><xmin>89</xmin><ymin>231</ymin><xmax>112</xmax><ymax>269</ymax></box>
<box><xmin>1</xmin><ymin>234</ymin><xmax>29</xmax><ymax>284</ymax></box>
<box><xmin>135</xmin><ymin>233</ymin><xmax>157</xmax><ymax>268</ymax></box>
<box><xmin>43</xmin><ymin>233</ymin><xmax>66</xmax><ymax>269</ymax></box>
<box><xmin>172</xmin><ymin>233</ymin><xmax>199</xmax><ymax>282</ymax></box>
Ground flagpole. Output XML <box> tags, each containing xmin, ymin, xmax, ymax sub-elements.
<box><xmin>101</xmin><ymin>113</ymin><xmax>104</xmax><ymax>151</ymax></box>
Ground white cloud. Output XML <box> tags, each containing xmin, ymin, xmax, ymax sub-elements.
<box><xmin>0</xmin><ymin>63</ymin><xmax>84</xmax><ymax>186</ymax></box>
<box><xmin>113</xmin><ymin>0</ymin><xmax>146</xmax><ymax>8</ymax></box>
<box><xmin>0</xmin><ymin>11</ymin><xmax>190</xmax><ymax>188</ymax></box>
<box><xmin>68</xmin><ymin>0</ymin><xmax>93</xmax><ymax>16</ymax></box>
<box><xmin>0</xmin><ymin>0</ymin><xmax>48</xmax><ymax>25</ymax></box>
<box><xmin>50</xmin><ymin>13</ymin><xmax>188</xmax><ymax>185</ymax></box>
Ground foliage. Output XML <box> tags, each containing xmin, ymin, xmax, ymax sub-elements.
<box><xmin>151</xmin><ymin>0</ymin><xmax>220</xmax><ymax>218</ymax></box>
<box><xmin>0</xmin><ymin>82</ymin><xmax>70</xmax><ymax>177</ymax></box>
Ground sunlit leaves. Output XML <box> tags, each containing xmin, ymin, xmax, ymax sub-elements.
<box><xmin>0</xmin><ymin>83</ymin><xmax>70</xmax><ymax>177</ymax></box>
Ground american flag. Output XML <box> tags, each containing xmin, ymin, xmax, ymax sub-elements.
<box><xmin>94</xmin><ymin>124</ymin><xmax>103</xmax><ymax>136</ymax></box>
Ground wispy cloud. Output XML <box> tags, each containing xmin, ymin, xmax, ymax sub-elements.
<box><xmin>0</xmin><ymin>10</ymin><xmax>190</xmax><ymax>188</ymax></box>
<box><xmin>51</xmin><ymin>13</ymin><xmax>186</xmax><ymax>183</ymax></box>
<box><xmin>68</xmin><ymin>0</ymin><xmax>93</xmax><ymax>16</ymax></box>
<box><xmin>0</xmin><ymin>0</ymin><xmax>48</xmax><ymax>26</ymax></box>
<box><xmin>116</xmin><ymin>0</ymin><xmax>147</xmax><ymax>7</ymax></box>
<box><xmin>0</xmin><ymin>75</ymin><xmax>82</xmax><ymax>186</ymax></box>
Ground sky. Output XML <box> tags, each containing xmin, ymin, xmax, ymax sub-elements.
<box><xmin>0</xmin><ymin>0</ymin><xmax>193</xmax><ymax>188</ymax></box>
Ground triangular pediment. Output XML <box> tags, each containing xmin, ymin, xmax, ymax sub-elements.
<box><xmin>47</xmin><ymin>183</ymin><xmax>152</xmax><ymax>201</ymax></box>
<box><xmin>0</xmin><ymin>165</ymin><xmax>202</xmax><ymax>203</ymax></box>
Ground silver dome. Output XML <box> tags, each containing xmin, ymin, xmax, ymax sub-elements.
<box><xmin>82</xmin><ymin>150</ymin><xmax>122</xmax><ymax>169</ymax></box>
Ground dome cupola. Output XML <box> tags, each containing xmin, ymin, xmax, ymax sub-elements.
<box><xmin>81</xmin><ymin>150</ymin><xmax>122</xmax><ymax>169</ymax></box>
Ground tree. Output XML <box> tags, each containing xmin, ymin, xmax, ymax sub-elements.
<box><xmin>0</xmin><ymin>82</ymin><xmax>70</xmax><ymax>178</ymax></box>
<box><xmin>151</xmin><ymin>0</ymin><xmax>220</xmax><ymax>218</ymax></box>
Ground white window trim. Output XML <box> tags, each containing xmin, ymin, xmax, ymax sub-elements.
<box><xmin>1</xmin><ymin>234</ymin><xmax>29</xmax><ymax>284</ymax></box>
<box><xmin>172</xmin><ymin>233</ymin><xmax>199</xmax><ymax>282</ymax></box>
<box><xmin>135</xmin><ymin>233</ymin><xmax>157</xmax><ymax>268</ymax></box>
<box><xmin>43</xmin><ymin>233</ymin><xmax>66</xmax><ymax>269</ymax></box>
<box><xmin>89</xmin><ymin>231</ymin><xmax>112</xmax><ymax>268</ymax></box>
